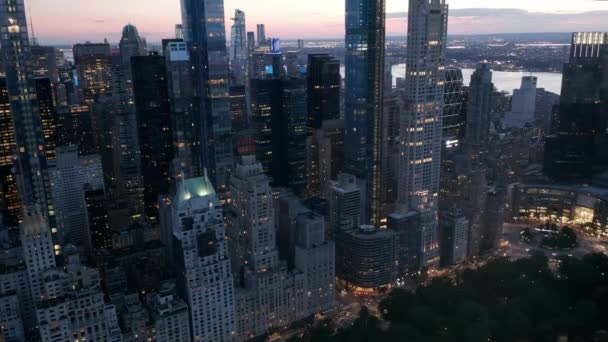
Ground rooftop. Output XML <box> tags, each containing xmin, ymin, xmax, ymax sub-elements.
<box><xmin>176</xmin><ymin>175</ymin><xmax>217</xmax><ymax>208</ymax></box>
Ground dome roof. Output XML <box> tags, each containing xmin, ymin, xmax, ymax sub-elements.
<box><xmin>122</xmin><ymin>24</ymin><xmax>139</xmax><ymax>38</ymax></box>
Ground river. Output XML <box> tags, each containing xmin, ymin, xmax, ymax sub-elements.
<box><xmin>391</xmin><ymin>64</ymin><xmax>563</xmax><ymax>95</ymax></box>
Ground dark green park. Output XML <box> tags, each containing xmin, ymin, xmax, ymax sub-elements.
<box><xmin>295</xmin><ymin>253</ymin><xmax>608</xmax><ymax>342</ymax></box>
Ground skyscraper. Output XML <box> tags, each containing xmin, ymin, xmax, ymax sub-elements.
<box><xmin>229</xmin><ymin>85</ymin><xmax>248</xmax><ymax>132</ymax></box>
<box><xmin>171</xmin><ymin>175</ymin><xmax>236</xmax><ymax>341</ymax></box>
<box><xmin>443</xmin><ymin>68</ymin><xmax>466</xmax><ymax>149</ymax></box>
<box><xmin>229</xmin><ymin>158</ymin><xmax>330</xmax><ymax>340</ymax></box>
<box><xmin>228</xmin><ymin>155</ymin><xmax>279</xmax><ymax>274</ymax></box>
<box><xmin>506</xmin><ymin>76</ymin><xmax>538</xmax><ymax>128</ymax></box>
<box><xmin>439</xmin><ymin>207</ymin><xmax>469</xmax><ymax>266</ymax></box>
<box><xmin>328</xmin><ymin>173</ymin><xmax>361</xmax><ymax>237</ymax></box>
<box><xmin>0</xmin><ymin>0</ymin><xmax>56</xmax><ymax>247</ymax></box>
<box><xmin>294</xmin><ymin>212</ymin><xmax>336</xmax><ymax>315</ymax></box>
<box><xmin>256</xmin><ymin>24</ymin><xmax>266</xmax><ymax>48</ymax></box>
<box><xmin>544</xmin><ymin>32</ymin><xmax>608</xmax><ymax>182</ymax></box>
<box><xmin>0</xmin><ymin>77</ymin><xmax>21</xmax><ymax>227</ymax></box>
<box><xmin>344</xmin><ymin>0</ymin><xmax>386</xmax><ymax>226</ymax></box>
<box><xmin>249</xmin><ymin>45</ymin><xmax>284</xmax><ymax>80</ymax></box>
<box><xmin>181</xmin><ymin>0</ymin><xmax>233</xmax><ymax>194</ymax></box>
<box><xmin>398</xmin><ymin>0</ymin><xmax>448</xmax><ymax>268</ymax></box>
<box><xmin>35</xmin><ymin>77</ymin><xmax>58</xmax><ymax>161</ymax></box>
<box><xmin>48</xmin><ymin>147</ymin><xmax>104</xmax><ymax>253</ymax></box>
<box><xmin>119</xmin><ymin>24</ymin><xmax>147</xmax><ymax>65</ymax></box>
<box><xmin>165</xmin><ymin>41</ymin><xmax>198</xmax><ymax>179</ymax></box>
<box><xmin>247</xmin><ymin>31</ymin><xmax>256</xmax><ymax>53</ymax></box>
<box><xmin>307</xmin><ymin>120</ymin><xmax>345</xmax><ymax>199</ymax></box>
<box><xmin>175</xmin><ymin>24</ymin><xmax>184</xmax><ymax>39</ymax></box>
<box><xmin>132</xmin><ymin>52</ymin><xmax>173</xmax><ymax>220</ymax></box>
<box><xmin>230</xmin><ymin>9</ymin><xmax>248</xmax><ymax>84</ymax></box>
<box><xmin>30</xmin><ymin>45</ymin><xmax>58</xmax><ymax>82</ymax></box>
<box><xmin>465</xmin><ymin>64</ymin><xmax>494</xmax><ymax>156</ymax></box>
<box><xmin>56</xmin><ymin>104</ymin><xmax>97</xmax><ymax>156</ymax></box>
<box><xmin>73</xmin><ymin>43</ymin><xmax>112</xmax><ymax>105</ymax></box>
<box><xmin>250</xmin><ymin>77</ymin><xmax>307</xmax><ymax>194</ymax></box>
<box><xmin>110</xmin><ymin>54</ymin><xmax>145</xmax><ymax>219</ymax></box>
<box><xmin>84</xmin><ymin>188</ymin><xmax>111</xmax><ymax>252</ymax></box>
<box><xmin>307</xmin><ymin>54</ymin><xmax>341</xmax><ymax>131</ymax></box>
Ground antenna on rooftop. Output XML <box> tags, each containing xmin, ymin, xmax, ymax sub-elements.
<box><xmin>27</xmin><ymin>3</ymin><xmax>38</xmax><ymax>46</ymax></box>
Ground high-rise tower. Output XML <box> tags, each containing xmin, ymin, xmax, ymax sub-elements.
<box><xmin>228</xmin><ymin>156</ymin><xmax>278</xmax><ymax>274</ymax></box>
<box><xmin>0</xmin><ymin>77</ymin><xmax>21</xmax><ymax>227</ymax></box>
<box><xmin>72</xmin><ymin>43</ymin><xmax>112</xmax><ymax>105</ymax></box>
<box><xmin>256</xmin><ymin>24</ymin><xmax>266</xmax><ymax>48</ymax></box>
<box><xmin>181</xmin><ymin>0</ymin><xmax>233</xmax><ymax>194</ymax></box>
<box><xmin>307</xmin><ymin>54</ymin><xmax>341</xmax><ymax>131</ymax></box>
<box><xmin>344</xmin><ymin>0</ymin><xmax>386</xmax><ymax>226</ymax></box>
<box><xmin>465</xmin><ymin>63</ymin><xmax>494</xmax><ymax>157</ymax></box>
<box><xmin>0</xmin><ymin>0</ymin><xmax>56</xmax><ymax>245</ymax></box>
<box><xmin>230</xmin><ymin>9</ymin><xmax>248</xmax><ymax>85</ymax></box>
<box><xmin>172</xmin><ymin>175</ymin><xmax>236</xmax><ymax>341</ymax></box>
<box><xmin>544</xmin><ymin>32</ymin><xmax>608</xmax><ymax>182</ymax></box>
<box><xmin>119</xmin><ymin>24</ymin><xmax>147</xmax><ymax>65</ymax></box>
<box><xmin>442</xmin><ymin>68</ymin><xmax>465</xmax><ymax>149</ymax></box>
<box><xmin>165</xmin><ymin>41</ymin><xmax>198</xmax><ymax>179</ymax></box>
<box><xmin>506</xmin><ymin>76</ymin><xmax>538</xmax><ymax>128</ymax></box>
<box><xmin>398</xmin><ymin>0</ymin><xmax>448</xmax><ymax>268</ymax></box>
<box><xmin>132</xmin><ymin>52</ymin><xmax>173</xmax><ymax>220</ymax></box>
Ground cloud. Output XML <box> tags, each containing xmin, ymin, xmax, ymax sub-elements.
<box><xmin>450</xmin><ymin>8</ymin><xmax>527</xmax><ymax>17</ymax></box>
<box><xmin>385</xmin><ymin>8</ymin><xmax>608</xmax><ymax>35</ymax></box>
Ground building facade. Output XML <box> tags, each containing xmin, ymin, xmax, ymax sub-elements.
<box><xmin>230</xmin><ymin>9</ymin><xmax>248</xmax><ymax>85</ymax></box>
<box><xmin>181</xmin><ymin>0</ymin><xmax>233</xmax><ymax>193</ymax></box>
<box><xmin>344</xmin><ymin>0</ymin><xmax>386</xmax><ymax>226</ymax></box>
<box><xmin>506</xmin><ymin>76</ymin><xmax>538</xmax><ymax>128</ymax></box>
<box><xmin>132</xmin><ymin>53</ymin><xmax>173</xmax><ymax>220</ymax></box>
<box><xmin>48</xmin><ymin>146</ymin><xmax>104</xmax><ymax>253</ymax></box>
<box><xmin>544</xmin><ymin>32</ymin><xmax>608</xmax><ymax>183</ymax></box>
<box><xmin>171</xmin><ymin>176</ymin><xmax>237</xmax><ymax>341</ymax></box>
<box><xmin>0</xmin><ymin>0</ymin><xmax>56</xmax><ymax>248</ymax></box>
<box><xmin>443</xmin><ymin>68</ymin><xmax>466</xmax><ymax>150</ymax></box>
<box><xmin>335</xmin><ymin>225</ymin><xmax>399</xmax><ymax>295</ymax></box>
<box><xmin>397</xmin><ymin>0</ymin><xmax>448</xmax><ymax>268</ymax></box>
<box><xmin>0</xmin><ymin>77</ymin><xmax>21</xmax><ymax>227</ymax></box>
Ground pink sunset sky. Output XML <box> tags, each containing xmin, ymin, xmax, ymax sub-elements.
<box><xmin>27</xmin><ymin>0</ymin><xmax>608</xmax><ymax>45</ymax></box>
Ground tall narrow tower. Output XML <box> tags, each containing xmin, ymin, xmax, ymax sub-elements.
<box><xmin>256</xmin><ymin>24</ymin><xmax>266</xmax><ymax>47</ymax></box>
<box><xmin>172</xmin><ymin>175</ymin><xmax>236</xmax><ymax>341</ymax></box>
<box><xmin>398</xmin><ymin>0</ymin><xmax>448</xmax><ymax>268</ymax></box>
<box><xmin>0</xmin><ymin>0</ymin><xmax>57</xmax><ymax>245</ymax></box>
<box><xmin>228</xmin><ymin>155</ymin><xmax>278</xmax><ymax>274</ymax></box>
<box><xmin>230</xmin><ymin>9</ymin><xmax>248</xmax><ymax>84</ymax></box>
<box><xmin>344</xmin><ymin>0</ymin><xmax>386</xmax><ymax>226</ymax></box>
<box><xmin>544</xmin><ymin>32</ymin><xmax>608</xmax><ymax>182</ymax></box>
<box><xmin>181</xmin><ymin>0</ymin><xmax>233</xmax><ymax>194</ymax></box>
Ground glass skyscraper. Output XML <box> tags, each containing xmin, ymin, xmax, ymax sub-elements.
<box><xmin>132</xmin><ymin>52</ymin><xmax>174</xmax><ymax>220</ymax></box>
<box><xmin>0</xmin><ymin>77</ymin><xmax>21</xmax><ymax>227</ymax></box>
<box><xmin>230</xmin><ymin>9</ymin><xmax>247</xmax><ymax>85</ymax></box>
<box><xmin>0</xmin><ymin>0</ymin><xmax>57</xmax><ymax>249</ymax></box>
<box><xmin>181</xmin><ymin>0</ymin><xmax>233</xmax><ymax>195</ymax></box>
<box><xmin>442</xmin><ymin>68</ymin><xmax>466</xmax><ymax>150</ymax></box>
<box><xmin>344</xmin><ymin>0</ymin><xmax>386</xmax><ymax>226</ymax></box>
<box><xmin>544</xmin><ymin>32</ymin><xmax>608</xmax><ymax>183</ymax></box>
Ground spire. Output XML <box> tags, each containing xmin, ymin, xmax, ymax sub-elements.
<box><xmin>28</xmin><ymin>2</ymin><xmax>38</xmax><ymax>46</ymax></box>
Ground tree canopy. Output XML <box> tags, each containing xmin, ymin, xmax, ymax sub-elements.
<box><xmin>296</xmin><ymin>253</ymin><xmax>608</xmax><ymax>342</ymax></box>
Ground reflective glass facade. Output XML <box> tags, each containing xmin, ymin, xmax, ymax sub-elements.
<box><xmin>181</xmin><ymin>0</ymin><xmax>233</xmax><ymax>194</ymax></box>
